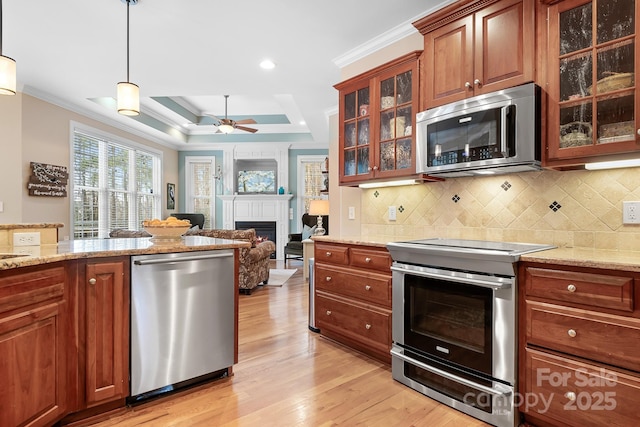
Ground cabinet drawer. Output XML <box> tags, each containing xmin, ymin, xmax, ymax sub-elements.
<box><xmin>314</xmin><ymin>243</ymin><xmax>349</xmax><ymax>265</ymax></box>
<box><xmin>315</xmin><ymin>292</ymin><xmax>391</xmax><ymax>348</ymax></box>
<box><xmin>350</xmin><ymin>248</ymin><xmax>391</xmax><ymax>272</ymax></box>
<box><xmin>524</xmin><ymin>348</ymin><xmax>640</xmax><ymax>427</ymax></box>
<box><xmin>0</xmin><ymin>264</ymin><xmax>65</xmax><ymax>316</ymax></box>
<box><xmin>526</xmin><ymin>301</ymin><xmax>640</xmax><ymax>372</ymax></box>
<box><xmin>315</xmin><ymin>265</ymin><xmax>391</xmax><ymax>307</ymax></box>
<box><xmin>525</xmin><ymin>267</ymin><xmax>634</xmax><ymax>312</ymax></box>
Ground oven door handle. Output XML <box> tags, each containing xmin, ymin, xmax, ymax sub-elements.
<box><xmin>390</xmin><ymin>347</ymin><xmax>512</xmax><ymax>397</ymax></box>
<box><xmin>390</xmin><ymin>265</ymin><xmax>512</xmax><ymax>290</ymax></box>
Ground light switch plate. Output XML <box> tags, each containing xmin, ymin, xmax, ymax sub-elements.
<box><xmin>348</xmin><ymin>206</ymin><xmax>356</xmax><ymax>220</ymax></box>
<box><xmin>388</xmin><ymin>206</ymin><xmax>397</xmax><ymax>221</ymax></box>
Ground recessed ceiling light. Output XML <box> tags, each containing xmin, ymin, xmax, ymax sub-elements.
<box><xmin>299</xmin><ymin>121</ymin><xmax>306</xmax><ymax>125</ymax></box>
<box><xmin>260</xmin><ymin>59</ymin><xmax>276</xmax><ymax>70</ymax></box>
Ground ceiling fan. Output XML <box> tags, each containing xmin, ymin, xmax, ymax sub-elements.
<box><xmin>207</xmin><ymin>95</ymin><xmax>258</xmax><ymax>134</ymax></box>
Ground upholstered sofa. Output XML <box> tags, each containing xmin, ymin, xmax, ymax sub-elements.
<box><xmin>109</xmin><ymin>227</ymin><xmax>275</xmax><ymax>294</ymax></box>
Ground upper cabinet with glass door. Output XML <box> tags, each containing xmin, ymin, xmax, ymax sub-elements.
<box><xmin>545</xmin><ymin>0</ymin><xmax>638</xmax><ymax>166</ymax></box>
<box><xmin>335</xmin><ymin>51</ymin><xmax>422</xmax><ymax>185</ymax></box>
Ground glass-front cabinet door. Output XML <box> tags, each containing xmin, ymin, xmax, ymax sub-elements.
<box><xmin>547</xmin><ymin>0</ymin><xmax>638</xmax><ymax>164</ymax></box>
<box><xmin>335</xmin><ymin>51</ymin><xmax>421</xmax><ymax>185</ymax></box>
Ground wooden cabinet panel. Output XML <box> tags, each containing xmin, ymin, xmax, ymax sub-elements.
<box><xmin>314</xmin><ymin>243</ymin><xmax>349</xmax><ymax>266</ymax></box>
<box><xmin>316</xmin><ymin>265</ymin><xmax>391</xmax><ymax>307</ymax></box>
<box><xmin>0</xmin><ymin>264</ymin><xmax>68</xmax><ymax>427</ymax></box>
<box><xmin>526</xmin><ymin>301</ymin><xmax>640</xmax><ymax>372</ymax></box>
<box><xmin>84</xmin><ymin>258</ymin><xmax>130</xmax><ymax>407</ymax></box>
<box><xmin>525</xmin><ymin>348</ymin><xmax>640</xmax><ymax>427</ymax></box>
<box><xmin>525</xmin><ymin>267</ymin><xmax>634</xmax><ymax>312</ymax></box>
<box><xmin>350</xmin><ymin>247</ymin><xmax>392</xmax><ymax>272</ymax></box>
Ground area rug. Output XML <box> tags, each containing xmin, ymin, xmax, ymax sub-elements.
<box><xmin>266</xmin><ymin>269</ymin><xmax>297</xmax><ymax>286</ymax></box>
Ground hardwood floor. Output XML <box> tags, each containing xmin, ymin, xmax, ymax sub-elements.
<box><xmin>89</xmin><ymin>260</ymin><xmax>489</xmax><ymax>426</ymax></box>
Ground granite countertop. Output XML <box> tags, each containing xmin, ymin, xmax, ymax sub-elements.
<box><xmin>0</xmin><ymin>222</ymin><xmax>64</xmax><ymax>230</ymax></box>
<box><xmin>313</xmin><ymin>235</ymin><xmax>640</xmax><ymax>271</ymax></box>
<box><xmin>0</xmin><ymin>236</ymin><xmax>251</xmax><ymax>271</ymax></box>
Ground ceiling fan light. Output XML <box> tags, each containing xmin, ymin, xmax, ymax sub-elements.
<box><xmin>0</xmin><ymin>55</ymin><xmax>16</xmax><ymax>95</ymax></box>
<box><xmin>117</xmin><ymin>81</ymin><xmax>140</xmax><ymax>116</ymax></box>
<box><xmin>218</xmin><ymin>123</ymin><xmax>234</xmax><ymax>134</ymax></box>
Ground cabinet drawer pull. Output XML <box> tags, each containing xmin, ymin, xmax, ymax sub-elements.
<box><xmin>364</xmin><ymin>257</ymin><xmax>372</xmax><ymax>263</ymax></box>
<box><xmin>326</xmin><ymin>310</ymin><xmax>332</xmax><ymax>316</ymax></box>
<box><xmin>465</xmin><ymin>81</ymin><xmax>472</xmax><ymax>89</ymax></box>
<box><xmin>567</xmin><ymin>284</ymin><xmax>576</xmax><ymax>292</ymax></box>
<box><xmin>365</xmin><ymin>285</ymin><xmax>371</xmax><ymax>291</ymax></box>
<box><xmin>89</xmin><ymin>278</ymin><xmax>97</xmax><ymax>285</ymax></box>
<box><xmin>325</xmin><ymin>251</ymin><xmax>332</xmax><ymax>257</ymax></box>
<box><xmin>637</xmin><ymin>129</ymin><xmax>640</xmax><ymax>136</ymax></box>
<box><xmin>365</xmin><ymin>323</ymin><xmax>371</xmax><ymax>330</ymax></box>
<box><xmin>567</xmin><ymin>329</ymin><xmax>577</xmax><ymax>338</ymax></box>
<box><xmin>474</xmin><ymin>78</ymin><xmax>482</xmax><ymax>86</ymax></box>
<box><xmin>325</xmin><ymin>276</ymin><xmax>332</xmax><ymax>282</ymax></box>
<box><xmin>564</xmin><ymin>391</ymin><xmax>576</xmax><ymax>401</ymax></box>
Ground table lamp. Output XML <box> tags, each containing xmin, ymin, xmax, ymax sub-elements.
<box><xmin>308</xmin><ymin>200</ymin><xmax>329</xmax><ymax>235</ymax></box>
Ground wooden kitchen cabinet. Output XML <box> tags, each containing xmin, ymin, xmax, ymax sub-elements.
<box><xmin>335</xmin><ymin>51</ymin><xmax>421</xmax><ymax>185</ymax></box>
<box><xmin>518</xmin><ymin>262</ymin><xmax>640</xmax><ymax>427</ymax></box>
<box><xmin>0</xmin><ymin>263</ymin><xmax>69</xmax><ymax>427</ymax></box>
<box><xmin>544</xmin><ymin>0</ymin><xmax>640</xmax><ymax>167</ymax></box>
<box><xmin>82</xmin><ymin>257</ymin><xmax>130</xmax><ymax>408</ymax></box>
<box><xmin>414</xmin><ymin>0</ymin><xmax>535</xmax><ymax>109</ymax></box>
<box><xmin>314</xmin><ymin>242</ymin><xmax>392</xmax><ymax>363</ymax></box>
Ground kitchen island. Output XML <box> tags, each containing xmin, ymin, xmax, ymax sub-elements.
<box><xmin>0</xmin><ymin>233</ymin><xmax>250</xmax><ymax>427</ymax></box>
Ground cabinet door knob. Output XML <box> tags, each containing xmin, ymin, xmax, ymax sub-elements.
<box><xmin>465</xmin><ymin>81</ymin><xmax>472</xmax><ymax>89</ymax></box>
<box><xmin>474</xmin><ymin>79</ymin><xmax>482</xmax><ymax>86</ymax></box>
<box><xmin>365</xmin><ymin>285</ymin><xmax>371</xmax><ymax>291</ymax></box>
<box><xmin>365</xmin><ymin>257</ymin><xmax>372</xmax><ymax>263</ymax></box>
<box><xmin>564</xmin><ymin>391</ymin><xmax>576</xmax><ymax>401</ymax></box>
<box><xmin>637</xmin><ymin>129</ymin><xmax>640</xmax><ymax>136</ymax></box>
<box><xmin>368</xmin><ymin>166</ymin><xmax>373</xmax><ymax>171</ymax></box>
<box><xmin>365</xmin><ymin>323</ymin><xmax>371</xmax><ymax>330</ymax></box>
<box><xmin>326</xmin><ymin>310</ymin><xmax>332</xmax><ymax>316</ymax></box>
<box><xmin>568</xmin><ymin>329</ymin><xmax>577</xmax><ymax>338</ymax></box>
<box><xmin>89</xmin><ymin>278</ymin><xmax>97</xmax><ymax>285</ymax></box>
<box><xmin>325</xmin><ymin>276</ymin><xmax>332</xmax><ymax>282</ymax></box>
<box><xmin>325</xmin><ymin>251</ymin><xmax>332</xmax><ymax>257</ymax></box>
<box><xmin>373</xmin><ymin>165</ymin><xmax>378</xmax><ymax>171</ymax></box>
<box><xmin>567</xmin><ymin>284</ymin><xmax>576</xmax><ymax>292</ymax></box>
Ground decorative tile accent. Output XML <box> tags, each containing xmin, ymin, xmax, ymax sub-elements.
<box><xmin>549</xmin><ymin>201</ymin><xmax>562</xmax><ymax>212</ymax></box>
<box><xmin>398</xmin><ymin>205</ymin><xmax>404</xmax><ymax>213</ymax></box>
<box><xmin>501</xmin><ymin>181</ymin><xmax>511</xmax><ymax>191</ymax></box>
<box><xmin>452</xmin><ymin>194</ymin><xmax>460</xmax><ymax>203</ymax></box>
<box><xmin>373</xmin><ymin>190</ymin><xmax>379</xmax><ymax>198</ymax></box>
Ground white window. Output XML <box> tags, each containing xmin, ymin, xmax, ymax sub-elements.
<box><xmin>71</xmin><ymin>124</ymin><xmax>162</xmax><ymax>239</ymax></box>
<box><xmin>296</xmin><ymin>155</ymin><xmax>327</xmax><ymax>231</ymax></box>
<box><xmin>184</xmin><ymin>156</ymin><xmax>218</xmax><ymax>229</ymax></box>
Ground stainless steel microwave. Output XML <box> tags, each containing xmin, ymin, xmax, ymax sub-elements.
<box><xmin>416</xmin><ymin>83</ymin><xmax>541</xmax><ymax>177</ymax></box>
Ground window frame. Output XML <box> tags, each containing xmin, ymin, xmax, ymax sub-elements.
<box><xmin>296</xmin><ymin>155</ymin><xmax>327</xmax><ymax>233</ymax></box>
<box><xmin>69</xmin><ymin>122</ymin><xmax>163</xmax><ymax>239</ymax></box>
<box><xmin>184</xmin><ymin>155</ymin><xmax>217</xmax><ymax>229</ymax></box>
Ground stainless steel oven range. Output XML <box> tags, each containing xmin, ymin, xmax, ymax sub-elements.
<box><xmin>387</xmin><ymin>239</ymin><xmax>554</xmax><ymax>427</ymax></box>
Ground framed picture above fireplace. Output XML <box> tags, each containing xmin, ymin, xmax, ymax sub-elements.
<box><xmin>235</xmin><ymin>159</ymin><xmax>277</xmax><ymax>194</ymax></box>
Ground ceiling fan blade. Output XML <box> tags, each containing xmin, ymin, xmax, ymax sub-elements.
<box><xmin>235</xmin><ymin>118</ymin><xmax>257</xmax><ymax>125</ymax></box>
<box><xmin>236</xmin><ymin>125</ymin><xmax>258</xmax><ymax>133</ymax></box>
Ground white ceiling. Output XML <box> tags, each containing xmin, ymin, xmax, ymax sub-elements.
<box><xmin>3</xmin><ymin>0</ymin><xmax>451</xmax><ymax>149</ymax></box>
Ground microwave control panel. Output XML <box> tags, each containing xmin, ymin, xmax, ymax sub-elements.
<box><xmin>430</xmin><ymin>146</ymin><xmax>501</xmax><ymax>166</ymax></box>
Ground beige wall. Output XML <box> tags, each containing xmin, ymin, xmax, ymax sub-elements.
<box><xmin>2</xmin><ymin>93</ymin><xmax>178</xmax><ymax>241</ymax></box>
<box><xmin>0</xmin><ymin>93</ymin><xmax>23</xmax><ymax>223</ymax></box>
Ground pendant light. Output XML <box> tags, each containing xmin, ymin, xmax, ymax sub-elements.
<box><xmin>0</xmin><ymin>0</ymin><xmax>16</xmax><ymax>95</ymax></box>
<box><xmin>117</xmin><ymin>0</ymin><xmax>139</xmax><ymax>115</ymax></box>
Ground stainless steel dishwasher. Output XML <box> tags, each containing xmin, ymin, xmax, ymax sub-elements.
<box><xmin>130</xmin><ymin>249</ymin><xmax>235</xmax><ymax>400</ymax></box>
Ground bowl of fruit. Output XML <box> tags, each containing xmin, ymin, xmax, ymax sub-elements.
<box><xmin>142</xmin><ymin>217</ymin><xmax>192</xmax><ymax>240</ymax></box>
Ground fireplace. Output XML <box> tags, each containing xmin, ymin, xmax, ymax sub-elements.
<box><xmin>236</xmin><ymin>221</ymin><xmax>277</xmax><ymax>259</ymax></box>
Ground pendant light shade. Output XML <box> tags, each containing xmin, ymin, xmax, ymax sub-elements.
<box><xmin>117</xmin><ymin>81</ymin><xmax>139</xmax><ymax>115</ymax></box>
<box><xmin>218</xmin><ymin>123</ymin><xmax>235</xmax><ymax>134</ymax></box>
<box><xmin>0</xmin><ymin>0</ymin><xmax>16</xmax><ymax>95</ymax></box>
<box><xmin>117</xmin><ymin>0</ymin><xmax>139</xmax><ymax>116</ymax></box>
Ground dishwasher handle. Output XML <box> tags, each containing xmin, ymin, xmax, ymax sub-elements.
<box><xmin>133</xmin><ymin>252</ymin><xmax>233</xmax><ymax>265</ymax></box>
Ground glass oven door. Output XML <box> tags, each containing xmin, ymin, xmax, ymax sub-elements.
<box><xmin>404</xmin><ymin>272</ymin><xmax>493</xmax><ymax>376</ymax></box>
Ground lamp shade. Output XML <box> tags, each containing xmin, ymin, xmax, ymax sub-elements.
<box><xmin>117</xmin><ymin>81</ymin><xmax>140</xmax><ymax>116</ymax></box>
<box><xmin>0</xmin><ymin>54</ymin><xmax>16</xmax><ymax>95</ymax></box>
<box><xmin>308</xmin><ymin>199</ymin><xmax>330</xmax><ymax>216</ymax></box>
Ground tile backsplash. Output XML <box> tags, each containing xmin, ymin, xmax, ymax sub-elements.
<box><xmin>360</xmin><ymin>168</ymin><xmax>640</xmax><ymax>250</ymax></box>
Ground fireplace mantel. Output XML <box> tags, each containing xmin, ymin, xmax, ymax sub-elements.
<box><xmin>218</xmin><ymin>194</ymin><xmax>293</xmax><ymax>260</ymax></box>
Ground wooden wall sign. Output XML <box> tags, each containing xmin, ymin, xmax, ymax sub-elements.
<box><xmin>28</xmin><ymin>162</ymin><xmax>68</xmax><ymax>197</ymax></box>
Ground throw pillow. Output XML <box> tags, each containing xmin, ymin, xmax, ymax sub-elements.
<box><xmin>302</xmin><ymin>224</ymin><xmax>317</xmax><ymax>240</ymax></box>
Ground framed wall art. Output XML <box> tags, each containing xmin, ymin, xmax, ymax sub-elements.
<box><xmin>167</xmin><ymin>183</ymin><xmax>175</xmax><ymax>210</ymax></box>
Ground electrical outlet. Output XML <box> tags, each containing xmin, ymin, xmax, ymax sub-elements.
<box><xmin>13</xmin><ymin>232</ymin><xmax>41</xmax><ymax>247</ymax></box>
<box><xmin>388</xmin><ymin>206</ymin><xmax>397</xmax><ymax>221</ymax></box>
<box><xmin>348</xmin><ymin>206</ymin><xmax>356</xmax><ymax>220</ymax></box>
<box><xmin>623</xmin><ymin>201</ymin><xmax>640</xmax><ymax>224</ymax></box>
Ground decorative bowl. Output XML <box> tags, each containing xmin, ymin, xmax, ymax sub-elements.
<box><xmin>142</xmin><ymin>218</ymin><xmax>191</xmax><ymax>240</ymax></box>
